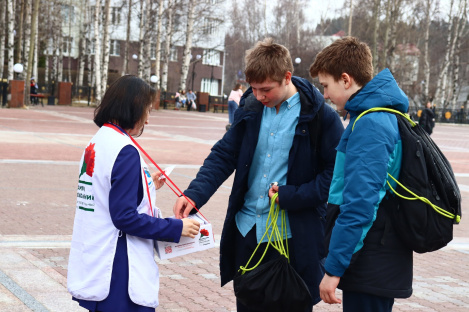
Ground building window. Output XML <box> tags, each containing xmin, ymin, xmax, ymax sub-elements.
<box><xmin>169</xmin><ymin>47</ymin><xmax>178</xmax><ymax>62</ymax></box>
<box><xmin>201</xmin><ymin>78</ymin><xmax>219</xmax><ymax>95</ymax></box>
<box><xmin>110</xmin><ymin>40</ymin><xmax>120</xmax><ymax>56</ymax></box>
<box><xmin>203</xmin><ymin>18</ymin><xmax>221</xmax><ymax>35</ymax></box>
<box><xmin>111</xmin><ymin>7</ymin><xmax>121</xmax><ymax>25</ymax></box>
<box><xmin>202</xmin><ymin>49</ymin><xmax>220</xmax><ymax>66</ymax></box>
<box><xmin>62</xmin><ymin>5</ymin><xmax>75</xmax><ymax>24</ymax></box>
<box><xmin>63</xmin><ymin>36</ymin><xmax>73</xmax><ymax>55</ymax></box>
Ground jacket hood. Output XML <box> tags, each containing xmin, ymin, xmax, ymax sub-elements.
<box><xmin>345</xmin><ymin>69</ymin><xmax>408</xmax><ymax>115</ymax></box>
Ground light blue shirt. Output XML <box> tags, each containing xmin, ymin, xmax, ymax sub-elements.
<box><xmin>236</xmin><ymin>92</ymin><xmax>301</xmax><ymax>243</ymax></box>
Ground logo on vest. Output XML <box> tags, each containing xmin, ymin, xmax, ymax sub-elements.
<box><xmin>77</xmin><ymin>143</ymin><xmax>96</xmax><ymax>212</ymax></box>
<box><xmin>80</xmin><ymin>143</ymin><xmax>95</xmax><ymax>178</ymax></box>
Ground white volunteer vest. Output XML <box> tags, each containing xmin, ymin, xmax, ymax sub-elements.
<box><xmin>67</xmin><ymin>125</ymin><xmax>159</xmax><ymax>308</ymax></box>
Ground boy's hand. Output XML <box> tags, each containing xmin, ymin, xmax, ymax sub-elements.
<box><xmin>319</xmin><ymin>274</ymin><xmax>342</xmax><ymax>304</ymax></box>
<box><xmin>181</xmin><ymin>218</ymin><xmax>200</xmax><ymax>238</ymax></box>
<box><xmin>268</xmin><ymin>184</ymin><xmax>279</xmax><ymax>203</ymax></box>
<box><xmin>173</xmin><ymin>196</ymin><xmax>196</xmax><ymax>219</ymax></box>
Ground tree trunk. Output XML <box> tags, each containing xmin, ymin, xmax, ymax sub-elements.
<box><xmin>434</xmin><ymin>0</ymin><xmax>455</xmax><ymax>108</ymax></box>
<box><xmin>380</xmin><ymin>0</ymin><xmax>391</xmax><ymax>71</ymax></box>
<box><xmin>154</xmin><ymin>0</ymin><xmax>164</xmax><ymax>84</ymax></box>
<box><xmin>371</xmin><ymin>0</ymin><xmax>380</xmax><ymax>75</ymax></box>
<box><xmin>142</xmin><ymin>0</ymin><xmax>151</xmax><ymax>81</ymax></box>
<box><xmin>6</xmin><ymin>0</ymin><xmax>15</xmax><ymax>81</ymax></box>
<box><xmin>161</xmin><ymin>0</ymin><xmax>174</xmax><ymax>91</ymax></box>
<box><xmin>0</xmin><ymin>0</ymin><xmax>5</xmax><ymax>79</ymax></box>
<box><xmin>33</xmin><ymin>18</ymin><xmax>38</xmax><ymax>80</ymax></box>
<box><xmin>93</xmin><ymin>0</ymin><xmax>102</xmax><ymax>102</ymax></box>
<box><xmin>422</xmin><ymin>0</ymin><xmax>433</xmax><ymax>101</ymax></box>
<box><xmin>77</xmin><ymin>0</ymin><xmax>88</xmax><ymax>86</ymax></box>
<box><xmin>122</xmin><ymin>0</ymin><xmax>132</xmax><ymax>76</ymax></box>
<box><xmin>387</xmin><ymin>0</ymin><xmax>403</xmax><ymax>72</ymax></box>
<box><xmin>449</xmin><ymin>0</ymin><xmax>467</xmax><ymax>110</ymax></box>
<box><xmin>16</xmin><ymin>0</ymin><xmax>25</xmax><ymax>64</ymax></box>
<box><xmin>179</xmin><ymin>0</ymin><xmax>195</xmax><ymax>92</ymax></box>
<box><xmin>22</xmin><ymin>0</ymin><xmax>31</xmax><ymax>80</ymax></box>
<box><xmin>25</xmin><ymin>0</ymin><xmax>39</xmax><ymax>106</ymax></box>
<box><xmin>101</xmin><ymin>0</ymin><xmax>111</xmax><ymax>95</ymax></box>
<box><xmin>348</xmin><ymin>0</ymin><xmax>353</xmax><ymax>36</ymax></box>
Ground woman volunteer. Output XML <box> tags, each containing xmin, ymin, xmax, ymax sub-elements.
<box><xmin>67</xmin><ymin>75</ymin><xmax>200</xmax><ymax>311</ymax></box>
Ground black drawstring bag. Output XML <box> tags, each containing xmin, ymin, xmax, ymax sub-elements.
<box><xmin>232</xmin><ymin>193</ymin><xmax>312</xmax><ymax>311</ymax></box>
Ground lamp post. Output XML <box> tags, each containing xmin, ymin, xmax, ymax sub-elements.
<box><xmin>191</xmin><ymin>54</ymin><xmax>201</xmax><ymax>91</ymax></box>
<box><xmin>13</xmin><ymin>63</ymin><xmax>24</xmax><ymax>80</ymax></box>
<box><xmin>132</xmin><ymin>54</ymin><xmax>138</xmax><ymax>75</ymax></box>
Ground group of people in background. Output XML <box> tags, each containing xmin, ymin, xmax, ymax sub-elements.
<box><xmin>175</xmin><ymin>89</ymin><xmax>197</xmax><ymax>111</ymax></box>
<box><xmin>68</xmin><ymin>35</ymin><xmax>441</xmax><ymax>312</ymax></box>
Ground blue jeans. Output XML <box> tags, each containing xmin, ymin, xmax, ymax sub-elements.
<box><xmin>228</xmin><ymin>100</ymin><xmax>238</xmax><ymax>124</ymax></box>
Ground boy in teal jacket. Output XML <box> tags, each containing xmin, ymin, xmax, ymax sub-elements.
<box><xmin>309</xmin><ymin>37</ymin><xmax>413</xmax><ymax>311</ymax></box>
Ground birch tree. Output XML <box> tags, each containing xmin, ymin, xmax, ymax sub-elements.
<box><xmin>154</xmin><ymin>0</ymin><xmax>164</xmax><ymax>83</ymax></box>
<box><xmin>449</xmin><ymin>0</ymin><xmax>468</xmax><ymax>109</ymax></box>
<box><xmin>421</xmin><ymin>0</ymin><xmax>436</xmax><ymax>101</ymax></box>
<box><xmin>179</xmin><ymin>0</ymin><xmax>195</xmax><ymax>92</ymax></box>
<box><xmin>371</xmin><ymin>0</ymin><xmax>380</xmax><ymax>75</ymax></box>
<box><xmin>142</xmin><ymin>0</ymin><xmax>151</xmax><ymax>81</ymax></box>
<box><xmin>122</xmin><ymin>0</ymin><xmax>132</xmax><ymax>75</ymax></box>
<box><xmin>25</xmin><ymin>0</ymin><xmax>39</xmax><ymax>105</ymax></box>
<box><xmin>434</xmin><ymin>0</ymin><xmax>456</xmax><ymax>107</ymax></box>
<box><xmin>22</xmin><ymin>0</ymin><xmax>32</xmax><ymax>81</ymax></box>
<box><xmin>161</xmin><ymin>0</ymin><xmax>174</xmax><ymax>91</ymax></box>
<box><xmin>101</xmin><ymin>0</ymin><xmax>111</xmax><ymax>95</ymax></box>
<box><xmin>77</xmin><ymin>0</ymin><xmax>89</xmax><ymax>86</ymax></box>
<box><xmin>93</xmin><ymin>0</ymin><xmax>102</xmax><ymax>102</ymax></box>
<box><xmin>6</xmin><ymin>0</ymin><xmax>15</xmax><ymax>81</ymax></box>
<box><xmin>0</xmin><ymin>0</ymin><xmax>5</xmax><ymax>79</ymax></box>
<box><xmin>16</xmin><ymin>0</ymin><xmax>25</xmax><ymax>64</ymax></box>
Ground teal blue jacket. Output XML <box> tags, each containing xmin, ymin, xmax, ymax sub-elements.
<box><xmin>326</xmin><ymin>69</ymin><xmax>413</xmax><ymax>298</ymax></box>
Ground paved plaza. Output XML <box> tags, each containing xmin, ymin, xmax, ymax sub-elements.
<box><xmin>0</xmin><ymin>105</ymin><xmax>468</xmax><ymax>312</ymax></box>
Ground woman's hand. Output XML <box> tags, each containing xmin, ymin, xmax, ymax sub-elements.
<box><xmin>151</xmin><ymin>171</ymin><xmax>165</xmax><ymax>190</ymax></box>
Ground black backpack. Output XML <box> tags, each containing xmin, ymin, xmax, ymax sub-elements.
<box><xmin>353</xmin><ymin>107</ymin><xmax>461</xmax><ymax>253</ymax></box>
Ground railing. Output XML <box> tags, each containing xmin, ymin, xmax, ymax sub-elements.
<box><xmin>407</xmin><ymin>107</ymin><xmax>469</xmax><ymax>124</ymax></box>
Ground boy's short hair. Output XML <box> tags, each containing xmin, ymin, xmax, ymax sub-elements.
<box><xmin>309</xmin><ymin>36</ymin><xmax>373</xmax><ymax>86</ymax></box>
<box><xmin>244</xmin><ymin>38</ymin><xmax>293</xmax><ymax>84</ymax></box>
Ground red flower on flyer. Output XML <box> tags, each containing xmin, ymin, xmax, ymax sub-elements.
<box><xmin>80</xmin><ymin>143</ymin><xmax>96</xmax><ymax>178</ymax></box>
<box><xmin>200</xmin><ymin>229</ymin><xmax>209</xmax><ymax>237</ymax></box>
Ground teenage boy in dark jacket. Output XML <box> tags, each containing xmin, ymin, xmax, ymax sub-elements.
<box><xmin>310</xmin><ymin>37</ymin><xmax>413</xmax><ymax>312</ymax></box>
<box><xmin>173</xmin><ymin>38</ymin><xmax>343</xmax><ymax>311</ymax></box>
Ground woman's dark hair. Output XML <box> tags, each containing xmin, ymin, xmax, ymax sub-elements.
<box><xmin>233</xmin><ymin>83</ymin><xmax>242</xmax><ymax>91</ymax></box>
<box><xmin>94</xmin><ymin>75</ymin><xmax>156</xmax><ymax>129</ymax></box>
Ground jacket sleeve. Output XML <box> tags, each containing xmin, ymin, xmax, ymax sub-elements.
<box><xmin>184</xmin><ymin>112</ymin><xmax>245</xmax><ymax>208</ymax></box>
<box><xmin>325</xmin><ymin>114</ymin><xmax>398</xmax><ymax>277</ymax></box>
<box><xmin>278</xmin><ymin>105</ymin><xmax>344</xmax><ymax>215</ymax></box>
<box><xmin>109</xmin><ymin>145</ymin><xmax>183</xmax><ymax>243</ymax></box>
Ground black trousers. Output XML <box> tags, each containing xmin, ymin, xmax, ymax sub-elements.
<box><xmin>234</xmin><ymin>226</ymin><xmax>312</xmax><ymax>312</ymax></box>
<box><xmin>343</xmin><ymin>291</ymin><xmax>394</xmax><ymax>312</ymax></box>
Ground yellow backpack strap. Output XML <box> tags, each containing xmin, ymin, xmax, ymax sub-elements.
<box><xmin>352</xmin><ymin>107</ymin><xmax>416</xmax><ymax>132</ymax></box>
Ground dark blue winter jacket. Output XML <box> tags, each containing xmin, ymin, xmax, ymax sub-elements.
<box><xmin>184</xmin><ymin>76</ymin><xmax>344</xmax><ymax>305</ymax></box>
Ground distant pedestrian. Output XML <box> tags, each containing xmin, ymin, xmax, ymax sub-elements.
<box><xmin>419</xmin><ymin>101</ymin><xmax>435</xmax><ymax>135</ymax></box>
<box><xmin>187</xmin><ymin>89</ymin><xmax>196</xmax><ymax>111</ymax></box>
<box><xmin>227</xmin><ymin>83</ymin><xmax>243</xmax><ymax>130</ymax></box>
<box><xmin>67</xmin><ymin>75</ymin><xmax>200</xmax><ymax>311</ymax></box>
<box><xmin>175</xmin><ymin>90</ymin><xmax>181</xmax><ymax>110</ymax></box>
<box><xmin>30</xmin><ymin>78</ymin><xmax>39</xmax><ymax>106</ymax></box>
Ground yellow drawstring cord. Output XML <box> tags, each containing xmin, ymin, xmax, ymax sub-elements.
<box><xmin>238</xmin><ymin>193</ymin><xmax>290</xmax><ymax>275</ymax></box>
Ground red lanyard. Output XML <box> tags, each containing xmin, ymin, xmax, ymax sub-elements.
<box><xmin>103</xmin><ymin>123</ymin><xmax>208</xmax><ymax>222</ymax></box>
